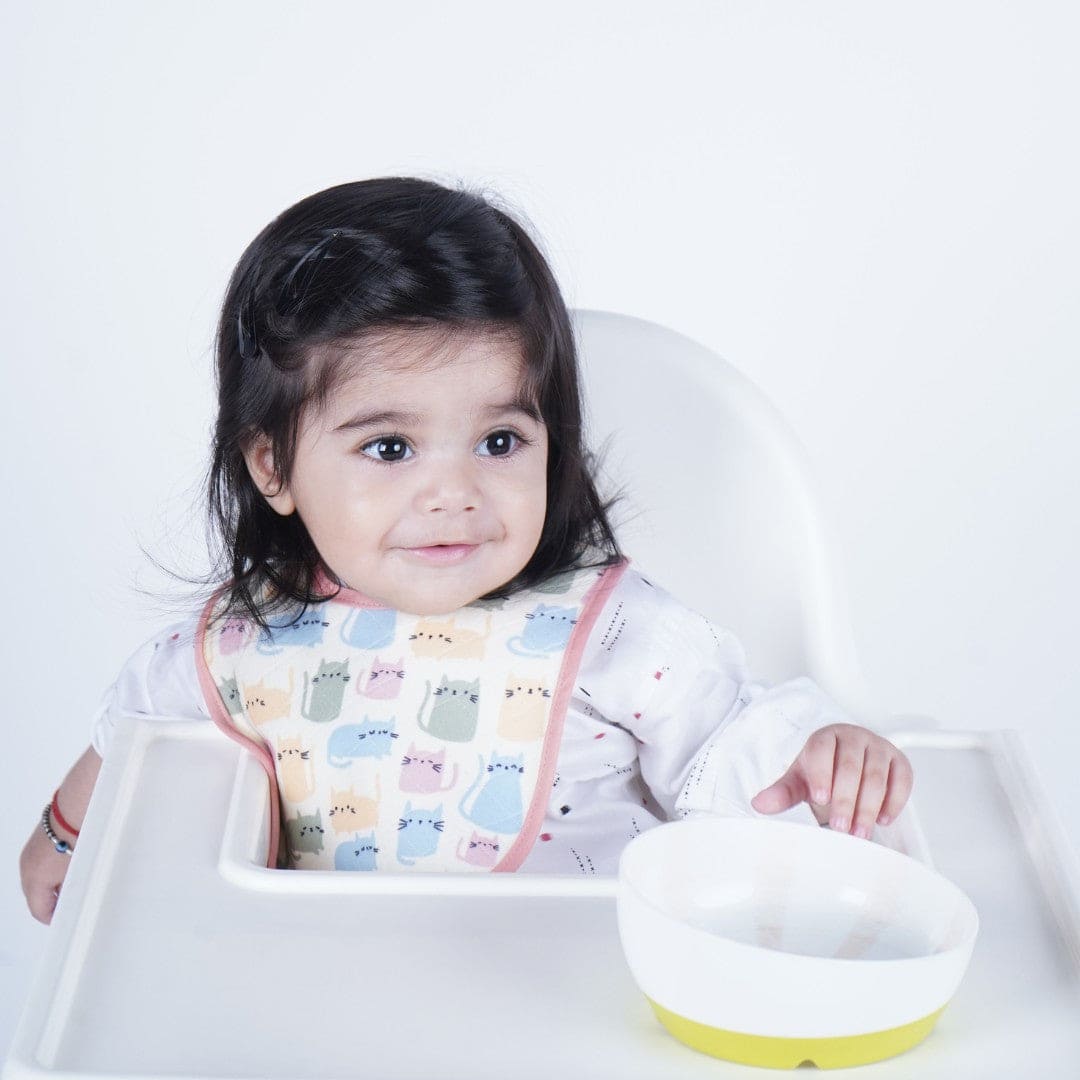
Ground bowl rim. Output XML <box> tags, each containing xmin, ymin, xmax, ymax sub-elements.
<box><xmin>617</xmin><ymin>817</ymin><xmax>980</xmax><ymax>967</ymax></box>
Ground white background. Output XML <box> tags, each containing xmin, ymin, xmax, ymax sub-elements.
<box><xmin>2</xmin><ymin>0</ymin><xmax>1077</xmax><ymax>1057</ymax></box>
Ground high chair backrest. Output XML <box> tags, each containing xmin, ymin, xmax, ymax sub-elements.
<box><xmin>572</xmin><ymin>309</ymin><xmax>879</xmax><ymax>723</ymax></box>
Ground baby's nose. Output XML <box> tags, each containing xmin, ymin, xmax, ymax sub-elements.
<box><xmin>418</xmin><ymin>463</ymin><xmax>480</xmax><ymax>514</ymax></box>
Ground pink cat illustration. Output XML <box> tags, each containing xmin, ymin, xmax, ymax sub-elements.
<box><xmin>457</xmin><ymin>831</ymin><xmax>500</xmax><ymax>868</ymax></box>
<box><xmin>399</xmin><ymin>743</ymin><xmax>459</xmax><ymax>794</ymax></box>
<box><xmin>358</xmin><ymin>656</ymin><xmax>405</xmax><ymax>699</ymax></box>
<box><xmin>218</xmin><ymin>616</ymin><xmax>254</xmax><ymax>656</ymax></box>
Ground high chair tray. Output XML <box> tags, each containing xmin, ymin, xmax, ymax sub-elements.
<box><xmin>6</xmin><ymin>718</ymin><xmax>1079</xmax><ymax>1079</ymax></box>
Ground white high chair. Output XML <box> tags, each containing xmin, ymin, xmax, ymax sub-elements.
<box><xmin>6</xmin><ymin>312</ymin><xmax>1078</xmax><ymax>1080</ymax></box>
<box><xmin>573</xmin><ymin>308</ymin><xmax>877</xmax><ymax>721</ymax></box>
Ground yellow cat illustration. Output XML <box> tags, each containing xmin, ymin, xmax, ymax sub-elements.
<box><xmin>243</xmin><ymin>670</ymin><xmax>296</xmax><ymax>726</ymax></box>
<box><xmin>329</xmin><ymin>779</ymin><xmax>381</xmax><ymax>833</ymax></box>
<box><xmin>409</xmin><ymin>613</ymin><xmax>492</xmax><ymax>660</ymax></box>
<box><xmin>276</xmin><ymin>735</ymin><xmax>316</xmax><ymax>802</ymax></box>
<box><xmin>496</xmin><ymin>674</ymin><xmax>551</xmax><ymax>741</ymax></box>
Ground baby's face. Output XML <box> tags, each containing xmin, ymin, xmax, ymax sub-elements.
<box><xmin>246</xmin><ymin>329</ymin><xmax>548</xmax><ymax>614</ymax></box>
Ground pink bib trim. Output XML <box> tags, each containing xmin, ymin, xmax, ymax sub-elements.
<box><xmin>493</xmin><ymin>558</ymin><xmax>628</xmax><ymax>871</ymax></box>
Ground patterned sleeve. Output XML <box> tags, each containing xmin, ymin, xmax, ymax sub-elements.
<box><xmin>581</xmin><ymin>567</ymin><xmax>853</xmax><ymax>825</ymax></box>
<box><xmin>89</xmin><ymin>617</ymin><xmax>209</xmax><ymax>758</ymax></box>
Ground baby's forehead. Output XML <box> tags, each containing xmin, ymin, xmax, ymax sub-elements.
<box><xmin>351</xmin><ymin>323</ymin><xmax>524</xmax><ymax>376</ymax></box>
<box><xmin>316</xmin><ymin>325</ymin><xmax>534</xmax><ymax>410</ymax></box>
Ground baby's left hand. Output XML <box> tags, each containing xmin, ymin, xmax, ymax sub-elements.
<box><xmin>751</xmin><ymin>724</ymin><xmax>913</xmax><ymax>838</ymax></box>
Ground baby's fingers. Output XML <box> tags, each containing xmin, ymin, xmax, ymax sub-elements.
<box><xmin>876</xmin><ymin>752</ymin><xmax>914</xmax><ymax>827</ymax></box>
<box><xmin>850</xmin><ymin>747</ymin><xmax>893</xmax><ymax>838</ymax></box>
<box><xmin>797</xmin><ymin>727</ymin><xmax>841</xmax><ymax>809</ymax></box>
<box><xmin>25</xmin><ymin>881</ymin><xmax>59</xmax><ymax>925</ymax></box>
<box><xmin>825</xmin><ymin>734</ymin><xmax>868</xmax><ymax>833</ymax></box>
<box><xmin>20</xmin><ymin>828</ymin><xmax>68</xmax><ymax>925</ymax></box>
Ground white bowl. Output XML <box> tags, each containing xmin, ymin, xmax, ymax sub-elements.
<box><xmin>617</xmin><ymin>817</ymin><xmax>978</xmax><ymax>1069</ymax></box>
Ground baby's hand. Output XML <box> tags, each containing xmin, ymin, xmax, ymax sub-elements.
<box><xmin>750</xmin><ymin>723</ymin><xmax>913</xmax><ymax>839</ymax></box>
<box><xmin>20</xmin><ymin>824</ymin><xmax>72</xmax><ymax>924</ymax></box>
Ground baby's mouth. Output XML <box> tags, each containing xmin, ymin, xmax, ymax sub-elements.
<box><xmin>403</xmin><ymin>543</ymin><xmax>481</xmax><ymax>565</ymax></box>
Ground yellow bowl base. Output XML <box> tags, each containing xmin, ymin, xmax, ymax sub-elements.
<box><xmin>647</xmin><ymin>999</ymin><xmax>946</xmax><ymax>1069</ymax></box>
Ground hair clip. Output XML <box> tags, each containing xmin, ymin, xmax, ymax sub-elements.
<box><xmin>236</xmin><ymin>288</ymin><xmax>260</xmax><ymax>361</ymax></box>
<box><xmin>276</xmin><ymin>230</ymin><xmax>342</xmax><ymax>316</ymax></box>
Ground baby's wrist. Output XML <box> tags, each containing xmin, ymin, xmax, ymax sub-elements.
<box><xmin>40</xmin><ymin>790</ymin><xmax>81</xmax><ymax>854</ymax></box>
<box><xmin>50</xmin><ymin>789</ymin><xmax>82</xmax><ymax>838</ymax></box>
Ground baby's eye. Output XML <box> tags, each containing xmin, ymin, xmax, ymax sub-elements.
<box><xmin>477</xmin><ymin>430</ymin><xmax>520</xmax><ymax>457</ymax></box>
<box><xmin>361</xmin><ymin>436</ymin><xmax>413</xmax><ymax>463</ymax></box>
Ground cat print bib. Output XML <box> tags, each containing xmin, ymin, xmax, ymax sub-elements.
<box><xmin>195</xmin><ymin>560</ymin><xmax>627</xmax><ymax>872</ymax></box>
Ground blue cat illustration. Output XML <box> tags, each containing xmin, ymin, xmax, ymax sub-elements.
<box><xmin>327</xmin><ymin>717</ymin><xmax>399</xmax><ymax>767</ymax></box>
<box><xmin>396</xmin><ymin>802</ymin><xmax>444</xmax><ymax>866</ymax></box>
<box><xmin>507</xmin><ymin>604</ymin><xmax>578</xmax><ymax>657</ymax></box>
<box><xmin>340</xmin><ymin>607</ymin><xmax>396</xmax><ymax>650</ymax></box>
<box><xmin>256</xmin><ymin>605</ymin><xmax>331</xmax><ymax>655</ymax></box>
<box><xmin>458</xmin><ymin>751</ymin><xmax>525</xmax><ymax>834</ymax></box>
<box><xmin>335</xmin><ymin>832</ymin><xmax>379</xmax><ymax>871</ymax></box>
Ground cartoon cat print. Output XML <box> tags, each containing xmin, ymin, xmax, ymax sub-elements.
<box><xmin>497</xmin><ymin>675</ymin><xmax>551</xmax><ymax>741</ymax></box>
<box><xmin>285</xmin><ymin>808</ymin><xmax>325</xmax><ymax>860</ymax></box>
<box><xmin>400</xmin><ymin>743</ymin><xmax>459</xmax><ymax>794</ymax></box>
<box><xmin>457</xmin><ymin>831</ymin><xmax>501</xmax><ymax>868</ymax></box>
<box><xmin>257</xmin><ymin>605</ymin><xmax>332</xmax><ymax>655</ymax></box>
<box><xmin>243</xmin><ymin>671</ymin><xmax>296</xmax><ymax>726</ymax></box>
<box><xmin>328</xmin><ymin>780</ymin><xmax>381</xmax><ymax>832</ymax></box>
<box><xmin>459</xmin><ymin>751</ymin><xmax>525</xmax><ymax>834</ymax></box>
<box><xmin>218</xmin><ymin>676</ymin><xmax>244</xmax><ymax>716</ymax></box>
<box><xmin>358</xmin><ymin>656</ymin><xmax>405</xmax><ymax>699</ymax></box>
<box><xmin>276</xmin><ymin>736</ymin><xmax>316</xmax><ymax>803</ymax></box>
<box><xmin>218</xmin><ymin>615</ymin><xmax>254</xmax><ymax>656</ymax></box>
<box><xmin>416</xmin><ymin>677</ymin><xmax>480</xmax><ymax>742</ymax></box>
<box><xmin>301</xmin><ymin>658</ymin><xmax>351</xmax><ymax>722</ymax></box>
<box><xmin>397</xmin><ymin>803</ymin><xmax>444</xmax><ymax>866</ymax></box>
<box><xmin>340</xmin><ymin>608</ymin><xmax>397</xmax><ymax>651</ymax></box>
<box><xmin>507</xmin><ymin>605</ymin><xmax>578</xmax><ymax>656</ymax></box>
<box><xmin>327</xmin><ymin>717</ymin><xmax>399</xmax><ymax>767</ymax></box>
<box><xmin>409</xmin><ymin>613</ymin><xmax>492</xmax><ymax>660</ymax></box>
<box><xmin>335</xmin><ymin>832</ymin><xmax>379</xmax><ymax>871</ymax></box>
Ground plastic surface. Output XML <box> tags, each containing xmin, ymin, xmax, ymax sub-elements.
<box><xmin>573</xmin><ymin>309</ymin><xmax>878</xmax><ymax>721</ymax></box>
<box><xmin>617</xmin><ymin>818</ymin><xmax>978</xmax><ymax>1042</ymax></box>
<box><xmin>5</xmin><ymin>718</ymin><xmax>1079</xmax><ymax>1079</ymax></box>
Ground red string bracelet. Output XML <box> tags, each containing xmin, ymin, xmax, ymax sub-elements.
<box><xmin>50</xmin><ymin>790</ymin><xmax>80</xmax><ymax>838</ymax></box>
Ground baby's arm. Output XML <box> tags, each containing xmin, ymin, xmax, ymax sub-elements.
<box><xmin>19</xmin><ymin>618</ymin><xmax>206</xmax><ymax>923</ymax></box>
<box><xmin>591</xmin><ymin>570</ymin><xmax>911</xmax><ymax>834</ymax></box>
<box><xmin>19</xmin><ymin>745</ymin><xmax>102</xmax><ymax>925</ymax></box>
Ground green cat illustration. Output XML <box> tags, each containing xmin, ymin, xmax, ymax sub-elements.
<box><xmin>301</xmin><ymin>658</ymin><xmax>350</xmax><ymax>722</ymax></box>
<box><xmin>417</xmin><ymin>676</ymin><xmax>481</xmax><ymax>742</ymax></box>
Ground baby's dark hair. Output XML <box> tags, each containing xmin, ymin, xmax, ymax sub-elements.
<box><xmin>208</xmin><ymin>177</ymin><xmax>621</xmax><ymax>630</ymax></box>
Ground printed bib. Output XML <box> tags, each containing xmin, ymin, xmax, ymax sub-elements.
<box><xmin>195</xmin><ymin>561</ymin><xmax>626</xmax><ymax>871</ymax></box>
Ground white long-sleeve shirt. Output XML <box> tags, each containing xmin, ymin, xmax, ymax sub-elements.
<box><xmin>90</xmin><ymin>567</ymin><xmax>850</xmax><ymax>874</ymax></box>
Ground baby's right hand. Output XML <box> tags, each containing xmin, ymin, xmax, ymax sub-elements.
<box><xmin>20</xmin><ymin>823</ymin><xmax>73</xmax><ymax>925</ymax></box>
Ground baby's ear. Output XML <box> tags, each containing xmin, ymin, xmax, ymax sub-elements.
<box><xmin>241</xmin><ymin>432</ymin><xmax>297</xmax><ymax>516</ymax></box>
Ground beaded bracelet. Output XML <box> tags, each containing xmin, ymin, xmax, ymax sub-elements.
<box><xmin>40</xmin><ymin>804</ymin><xmax>73</xmax><ymax>855</ymax></box>
<box><xmin>50</xmin><ymin>790</ymin><xmax>80</xmax><ymax>838</ymax></box>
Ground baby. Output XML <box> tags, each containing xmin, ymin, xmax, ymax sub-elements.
<box><xmin>21</xmin><ymin>178</ymin><xmax>911</xmax><ymax>913</ymax></box>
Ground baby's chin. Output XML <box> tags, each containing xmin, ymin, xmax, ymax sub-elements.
<box><xmin>354</xmin><ymin>575</ymin><xmax>491</xmax><ymax>616</ymax></box>
<box><xmin>390</xmin><ymin>582</ymin><xmax>505</xmax><ymax>615</ymax></box>
<box><xmin>374</xmin><ymin>548</ymin><xmax>529</xmax><ymax>613</ymax></box>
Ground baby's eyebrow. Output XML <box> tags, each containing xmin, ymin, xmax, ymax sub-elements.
<box><xmin>333</xmin><ymin>409</ymin><xmax>421</xmax><ymax>433</ymax></box>
<box><xmin>479</xmin><ymin>399</ymin><xmax>543</xmax><ymax>423</ymax></box>
<box><xmin>334</xmin><ymin>400</ymin><xmax>541</xmax><ymax>432</ymax></box>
